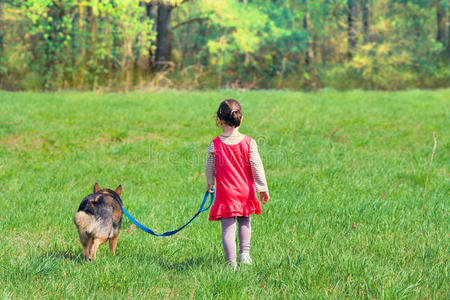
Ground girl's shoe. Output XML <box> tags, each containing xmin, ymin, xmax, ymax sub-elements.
<box><xmin>239</xmin><ymin>253</ymin><xmax>252</xmax><ymax>265</ymax></box>
<box><xmin>226</xmin><ymin>260</ymin><xmax>237</xmax><ymax>271</ymax></box>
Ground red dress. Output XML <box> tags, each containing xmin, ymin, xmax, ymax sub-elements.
<box><xmin>209</xmin><ymin>135</ymin><xmax>262</xmax><ymax>221</ymax></box>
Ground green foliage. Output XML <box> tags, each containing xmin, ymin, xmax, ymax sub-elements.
<box><xmin>173</xmin><ymin>0</ymin><xmax>449</xmax><ymax>89</ymax></box>
<box><xmin>324</xmin><ymin>0</ymin><xmax>448</xmax><ymax>90</ymax></box>
<box><xmin>175</xmin><ymin>0</ymin><xmax>309</xmax><ymax>87</ymax></box>
<box><xmin>2</xmin><ymin>0</ymin><xmax>155</xmax><ymax>90</ymax></box>
<box><xmin>0</xmin><ymin>0</ymin><xmax>449</xmax><ymax>90</ymax></box>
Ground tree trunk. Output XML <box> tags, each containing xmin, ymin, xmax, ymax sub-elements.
<box><xmin>87</xmin><ymin>6</ymin><xmax>97</xmax><ymax>88</ymax></box>
<box><xmin>448</xmin><ymin>11</ymin><xmax>450</xmax><ymax>55</ymax></box>
<box><xmin>144</xmin><ymin>1</ymin><xmax>158</xmax><ymax>68</ymax></box>
<box><xmin>0</xmin><ymin>3</ymin><xmax>3</xmax><ymax>86</ymax></box>
<box><xmin>436</xmin><ymin>0</ymin><xmax>446</xmax><ymax>49</ymax></box>
<box><xmin>44</xmin><ymin>4</ymin><xmax>65</xmax><ymax>89</ymax></box>
<box><xmin>347</xmin><ymin>0</ymin><xmax>357</xmax><ymax>59</ymax></box>
<box><xmin>0</xmin><ymin>2</ymin><xmax>3</xmax><ymax>53</ymax></box>
<box><xmin>155</xmin><ymin>0</ymin><xmax>173</xmax><ymax>70</ymax></box>
<box><xmin>362</xmin><ymin>0</ymin><xmax>370</xmax><ymax>43</ymax></box>
<box><xmin>303</xmin><ymin>0</ymin><xmax>313</xmax><ymax>66</ymax></box>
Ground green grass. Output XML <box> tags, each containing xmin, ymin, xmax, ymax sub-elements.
<box><xmin>0</xmin><ymin>89</ymin><xmax>448</xmax><ymax>299</ymax></box>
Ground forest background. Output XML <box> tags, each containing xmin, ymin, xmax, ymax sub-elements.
<box><xmin>0</xmin><ymin>0</ymin><xmax>449</xmax><ymax>91</ymax></box>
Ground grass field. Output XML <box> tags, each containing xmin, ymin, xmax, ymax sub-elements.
<box><xmin>0</xmin><ymin>89</ymin><xmax>448</xmax><ymax>299</ymax></box>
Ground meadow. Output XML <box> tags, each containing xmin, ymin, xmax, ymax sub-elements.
<box><xmin>0</xmin><ymin>89</ymin><xmax>448</xmax><ymax>299</ymax></box>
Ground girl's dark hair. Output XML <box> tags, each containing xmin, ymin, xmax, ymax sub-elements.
<box><xmin>217</xmin><ymin>99</ymin><xmax>242</xmax><ymax>127</ymax></box>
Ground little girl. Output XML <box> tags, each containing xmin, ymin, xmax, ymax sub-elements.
<box><xmin>205</xmin><ymin>99</ymin><xmax>269</xmax><ymax>269</ymax></box>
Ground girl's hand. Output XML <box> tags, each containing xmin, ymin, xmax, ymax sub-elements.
<box><xmin>206</xmin><ymin>184</ymin><xmax>214</xmax><ymax>193</ymax></box>
<box><xmin>260</xmin><ymin>191</ymin><xmax>270</xmax><ymax>205</ymax></box>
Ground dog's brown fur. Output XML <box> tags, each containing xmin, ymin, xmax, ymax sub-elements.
<box><xmin>74</xmin><ymin>183</ymin><xmax>123</xmax><ymax>262</ymax></box>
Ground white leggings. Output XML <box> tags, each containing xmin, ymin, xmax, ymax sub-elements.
<box><xmin>220</xmin><ymin>216</ymin><xmax>251</xmax><ymax>264</ymax></box>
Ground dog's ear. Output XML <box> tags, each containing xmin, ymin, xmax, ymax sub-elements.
<box><xmin>93</xmin><ymin>183</ymin><xmax>101</xmax><ymax>193</ymax></box>
<box><xmin>115</xmin><ymin>185</ymin><xmax>122</xmax><ymax>197</ymax></box>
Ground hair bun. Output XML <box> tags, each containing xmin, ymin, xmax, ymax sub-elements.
<box><xmin>217</xmin><ymin>99</ymin><xmax>242</xmax><ymax>128</ymax></box>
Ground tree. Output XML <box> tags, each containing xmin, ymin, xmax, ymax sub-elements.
<box><xmin>303</xmin><ymin>0</ymin><xmax>313</xmax><ymax>66</ymax></box>
<box><xmin>153</xmin><ymin>0</ymin><xmax>189</xmax><ymax>70</ymax></box>
<box><xmin>155</xmin><ymin>0</ymin><xmax>173</xmax><ymax>69</ymax></box>
<box><xmin>143</xmin><ymin>1</ymin><xmax>158</xmax><ymax>67</ymax></box>
<box><xmin>436</xmin><ymin>0</ymin><xmax>447</xmax><ymax>51</ymax></box>
<box><xmin>362</xmin><ymin>0</ymin><xmax>370</xmax><ymax>43</ymax></box>
<box><xmin>0</xmin><ymin>2</ymin><xmax>3</xmax><ymax>85</ymax></box>
<box><xmin>347</xmin><ymin>0</ymin><xmax>357</xmax><ymax>59</ymax></box>
<box><xmin>0</xmin><ymin>2</ymin><xmax>3</xmax><ymax>54</ymax></box>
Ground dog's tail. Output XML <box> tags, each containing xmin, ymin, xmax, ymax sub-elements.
<box><xmin>74</xmin><ymin>211</ymin><xmax>92</xmax><ymax>232</ymax></box>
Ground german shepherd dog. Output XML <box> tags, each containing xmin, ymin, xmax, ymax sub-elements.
<box><xmin>74</xmin><ymin>183</ymin><xmax>123</xmax><ymax>262</ymax></box>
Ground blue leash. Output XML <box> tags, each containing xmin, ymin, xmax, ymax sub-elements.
<box><xmin>122</xmin><ymin>188</ymin><xmax>215</xmax><ymax>236</ymax></box>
